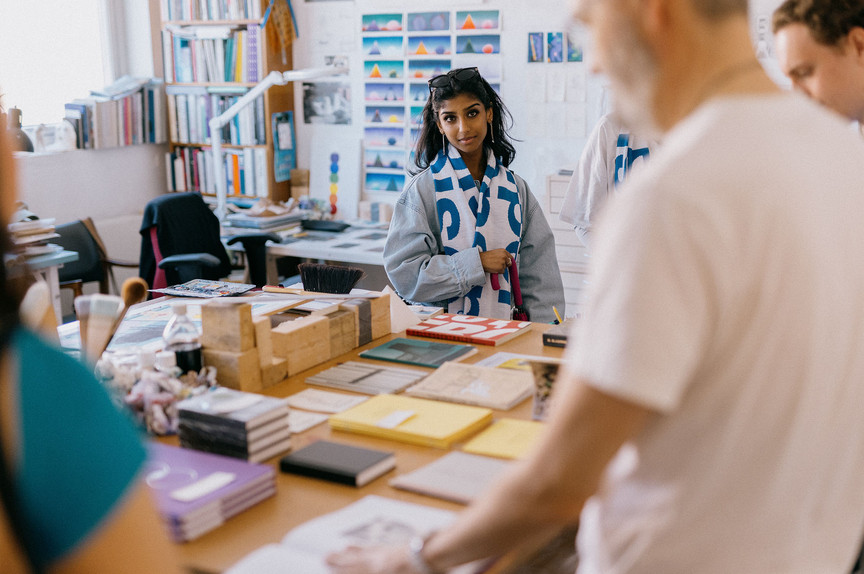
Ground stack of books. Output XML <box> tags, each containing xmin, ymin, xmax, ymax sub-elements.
<box><xmin>64</xmin><ymin>76</ymin><xmax>167</xmax><ymax>150</ymax></box>
<box><xmin>146</xmin><ymin>443</ymin><xmax>276</xmax><ymax>542</ymax></box>
<box><xmin>177</xmin><ymin>388</ymin><xmax>292</xmax><ymax>463</ymax></box>
<box><xmin>7</xmin><ymin>218</ymin><xmax>60</xmax><ymax>257</ymax></box>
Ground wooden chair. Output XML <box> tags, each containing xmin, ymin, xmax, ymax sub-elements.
<box><xmin>53</xmin><ymin>218</ymin><xmax>138</xmax><ymax>299</ymax></box>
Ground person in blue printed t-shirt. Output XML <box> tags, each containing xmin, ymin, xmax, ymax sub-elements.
<box><xmin>559</xmin><ymin>112</ymin><xmax>658</xmax><ymax>250</ymax></box>
<box><xmin>383</xmin><ymin>67</ymin><xmax>564</xmax><ymax>323</ymax></box>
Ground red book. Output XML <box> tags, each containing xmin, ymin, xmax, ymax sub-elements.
<box><xmin>406</xmin><ymin>314</ymin><xmax>532</xmax><ymax>346</ymax></box>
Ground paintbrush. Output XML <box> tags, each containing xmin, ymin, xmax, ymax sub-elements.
<box><xmin>85</xmin><ymin>294</ymin><xmax>124</xmax><ymax>362</ymax></box>
<box><xmin>74</xmin><ymin>295</ymin><xmax>92</xmax><ymax>354</ymax></box>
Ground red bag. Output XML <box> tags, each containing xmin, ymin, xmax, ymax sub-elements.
<box><xmin>490</xmin><ymin>260</ymin><xmax>529</xmax><ymax>321</ymax></box>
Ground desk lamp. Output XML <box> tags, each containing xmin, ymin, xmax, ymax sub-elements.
<box><xmin>209</xmin><ymin>65</ymin><xmax>348</xmax><ymax>222</ymax></box>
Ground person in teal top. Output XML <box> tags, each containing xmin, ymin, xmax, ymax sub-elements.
<box><xmin>0</xmin><ymin>130</ymin><xmax>181</xmax><ymax>572</ymax></box>
<box><xmin>13</xmin><ymin>327</ymin><xmax>146</xmax><ymax>566</ymax></box>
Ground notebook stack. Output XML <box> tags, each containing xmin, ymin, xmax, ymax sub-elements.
<box><xmin>146</xmin><ymin>443</ymin><xmax>276</xmax><ymax>542</ymax></box>
<box><xmin>7</xmin><ymin>218</ymin><xmax>60</xmax><ymax>257</ymax></box>
<box><xmin>177</xmin><ymin>387</ymin><xmax>292</xmax><ymax>463</ymax></box>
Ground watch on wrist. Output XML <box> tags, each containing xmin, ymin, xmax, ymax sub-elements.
<box><xmin>408</xmin><ymin>534</ymin><xmax>439</xmax><ymax>574</ymax></box>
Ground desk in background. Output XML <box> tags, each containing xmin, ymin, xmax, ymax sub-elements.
<box><xmin>169</xmin><ymin>322</ymin><xmax>562</xmax><ymax>574</ymax></box>
<box><xmin>265</xmin><ymin>225</ymin><xmax>389</xmax><ymax>289</ymax></box>
<box><xmin>21</xmin><ymin>249</ymin><xmax>78</xmax><ymax>325</ymax></box>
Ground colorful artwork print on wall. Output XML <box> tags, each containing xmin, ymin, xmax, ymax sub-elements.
<box><xmin>567</xmin><ymin>33</ymin><xmax>584</xmax><ymax>62</ymax></box>
<box><xmin>528</xmin><ymin>33</ymin><xmax>544</xmax><ymax>63</ymax></box>
<box><xmin>407</xmin><ymin>36</ymin><xmax>451</xmax><ymax>56</ymax></box>
<box><xmin>365</xmin><ymin>126</ymin><xmax>405</xmax><ymax>148</ymax></box>
<box><xmin>547</xmin><ymin>32</ymin><xmax>564</xmax><ymax>63</ymax></box>
<box><xmin>408</xmin><ymin>83</ymin><xmax>430</xmax><ymax>104</ymax></box>
<box><xmin>364</xmin><ymin>149</ymin><xmax>406</xmax><ymax>170</ymax></box>
<box><xmin>407</xmin><ymin>11</ymin><xmax>450</xmax><ymax>32</ymax></box>
<box><xmin>408</xmin><ymin>60</ymin><xmax>452</xmax><ymax>80</ymax></box>
<box><xmin>365</xmin><ymin>172</ymin><xmax>405</xmax><ymax>193</ymax></box>
<box><xmin>362</xmin><ymin>13</ymin><xmax>403</xmax><ymax>33</ymax></box>
<box><xmin>456</xmin><ymin>10</ymin><xmax>500</xmax><ymax>31</ymax></box>
<box><xmin>363</xmin><ymin>36</ymin><xmax>403</xmax><ymax>58</ymax></box>
<box><xmin>365</xmin><ymin>83</ymin><xmax>404</xmax><ymax>102</ymax></box>
<box><xmin>365</xmin><ymin>60</ymin><xmax>404</xmax><ymax>80</ymax></box>
<box><xmin>456</xmin><ymin>35</ymin><xmax>500</xmax><ymax>55</ymax></box>
<box><xmin>409</xmin><ymin>106</ymin><xmax>425</xmax><ymax>127</ymax></box>
<box><xmin>365</xmin><ymin>106</ymin><xmax>405</xmax><ymax>125</ymax></box>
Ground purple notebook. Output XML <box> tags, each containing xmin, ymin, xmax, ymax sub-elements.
<box><xmin>145</xmin><ymin>443</ymin><xmax>275</xmax><ymax>541</ymax></box>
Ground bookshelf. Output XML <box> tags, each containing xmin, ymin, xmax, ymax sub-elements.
<box><xmin>159</xmin><ymin>0</ymin><xmax>294</xmax><ymax>202</ymax></box>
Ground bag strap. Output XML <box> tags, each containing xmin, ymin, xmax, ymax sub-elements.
<box><xmin>509</xmin><ymin>260</ymin><xmax>523</xmax><ymax>307</ymax></box>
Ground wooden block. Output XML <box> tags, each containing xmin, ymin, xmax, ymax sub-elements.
<box><xmin>327</xmin><ymin>309</ymin><xmax>356</xmax><ymax>358</ymax></box>
<box><xmin>261</xmin><ymin>357</ymin><xmax>288</xmax><ymax>389</ymax></box>
<box><xmin>339</xmin><ymin>299</ymin><xmax>372</xmax><ymax>347</ymax></box>
<box><xmin>203</xmin><ymin>347</ymin><xmax>262</xmax><ymax>392</ymax></box>
<box><xmin>370</xmin><ymin>292</ymin><xmax>390</xmax><ymax>340</ymax></box>
<box><xmin>271</xmin><ymin>315</ymin><xmax>330</xmax><ymax>376</ymax></box>
<box><xmin>201</xmin><ymin>300</ymin><xmax>255</xmax><ymax>352</ymax></box>
<box><xmin>253</xmin><ymin>316</ymin><xmax>273</xmax><ymax>368</ymax></box>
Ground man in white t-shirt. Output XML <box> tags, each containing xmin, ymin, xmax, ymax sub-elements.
<box><xmin>773</xmin><ymin>0</ymin><xmax>864</xmax><ymax>125</ymax></box>
<box><xmin>559</xmin><ymin>113</ymin><xmax>657</xmax><ymax>249</ymax></box>
<box><xmin>326</xmin><ymin>0</ymin><xmax>864</xmax><ymax>572</ymax></box>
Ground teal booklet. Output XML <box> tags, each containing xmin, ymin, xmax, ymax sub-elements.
<box><xmin>359</xmin><ymin>337</ymin><xmax>477</xmax><ymax>368</ymax></box>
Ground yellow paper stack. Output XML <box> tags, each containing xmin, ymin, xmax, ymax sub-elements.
<box><xmin>329</xmin><ymin>394</ymin><xmax>493</xmax><ymax>449</ymax></box>
<box><xmin>462</xmin><ymin>418</ymin><xmax>545</xmax><ymax>460</ymax></box>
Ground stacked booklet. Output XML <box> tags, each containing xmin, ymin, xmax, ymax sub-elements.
<box><xmin>146</xmin><ymin>443</ymin><xmax>276</xmax><ymax>542</ymax></box>
<box><xmin>177</xmin><ymin>388</ymin><xmax>292</xmax><ymax>463</ymax></box>
<box><xmin>328</xmin><ymin>394</ymin><xmax>493</xmax><ymax>449</ymax></box>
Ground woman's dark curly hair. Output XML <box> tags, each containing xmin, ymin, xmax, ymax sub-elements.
<box><xmin>773</xmin><ymin>0</ymin><xmax>864</xmax><ymax>46</ymax></box>
<box><xmin>411</xmin><ymin>70</ymin><xmax>516</xmax><ymax>174</ymax></box>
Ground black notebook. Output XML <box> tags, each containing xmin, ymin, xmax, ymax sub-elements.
<box><xmin>279</xmin><ymin>441</ymin><xmax>396</xmax><ymax>487</ymax></box>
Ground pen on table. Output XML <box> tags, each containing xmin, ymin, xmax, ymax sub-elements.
<box><xmin>553</xmin><ymin>306</ymin><xmax>563</xmax><ymax>325</ymax></box>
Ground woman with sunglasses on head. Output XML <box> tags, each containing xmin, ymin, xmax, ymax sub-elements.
<box><xmin>383</xmin><ymin>68</ymin><xmax>564</xmax><ymax>322</ymax></box>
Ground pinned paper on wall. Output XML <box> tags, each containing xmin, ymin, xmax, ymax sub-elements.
<box><xmin>302</xmin><ymin>82</ymin><xmax>352</xmax><ymax>124</ymax></box>
<box><xmin>565</xmin><ymin>67</ymin><xmax>587</xmax><ymax>103</ymax></box>
<box><xmin>310</xmin><ymin>130</ymin><xmax>360</xmax><ymax>219</ymax></box>
<box><xmin>547</xmin><ymin>72</ymin><xmax>566</xmax><ymax>103</ymax></box>
<box><xmin>526</xmin><ymin>68</ymin><xmax>547</xmax><ymax>103</ymax></box>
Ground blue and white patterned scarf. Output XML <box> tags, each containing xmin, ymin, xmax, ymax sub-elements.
<box><xmin>432</xmin><ymin>144</ymin><xmax>523</xmax><ymax>318</ymax></box>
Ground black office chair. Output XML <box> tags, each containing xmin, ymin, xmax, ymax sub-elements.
<box><xmin>54</xmin><ymin>218</ymin><xmax>138</xmax><ymax>299</ymax></box>
<box><xmin>139</xmin><ymin>192</ymin><xmax>279</xmax><ymax>290</ymax></box>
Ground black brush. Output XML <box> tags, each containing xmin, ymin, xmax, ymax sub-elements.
<box><xmin>297</xmin><ymin>263</ymin><xmax>365</xmax><ymax>294</ymax></box>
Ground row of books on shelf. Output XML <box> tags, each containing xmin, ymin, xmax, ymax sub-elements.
<box><xmin>161</xmin><ymin>0</ymin><xmax>263</xmax><ymax>22</ymax></box>
<box><xmin>166</xmin><ymin>86</ymin><xmax>266</xmax><ymax>146</ymax></box>
<box><xmin>167</xmin><ymin>145</ymin><xmax>269</xmax><ymax>197</ymax></box>
<box><xmin>163</xmin><ymin>26</ymin><xmax>263</xmax><ymax>84</ymax></box>
<box><xmin>63</xmin><ymin>77</ymin><xmax>167</xmax><ymax>150</ymax></box>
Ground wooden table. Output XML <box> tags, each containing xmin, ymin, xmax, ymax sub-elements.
<box><xmin>170</xmin><ymin>323</ymin><xmax>564</xmax><ymax>574</ymax></box>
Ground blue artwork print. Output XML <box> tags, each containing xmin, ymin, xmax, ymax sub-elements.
<box><xmin>528</xmin><ymin>33</ymin><xmax>544</xmax><ymax>63</ymax></box>
<box><xmin>547</xmin><ymin>32</ymin><xmax>564</xmax><ymax>63</ymax></box>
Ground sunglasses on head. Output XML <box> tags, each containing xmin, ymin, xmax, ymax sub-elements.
<box><xmin>427</xmin><ymin>67</ymin><xmax>481</xmax><ymax>94</ymax></box>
